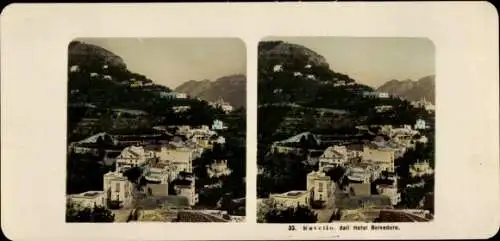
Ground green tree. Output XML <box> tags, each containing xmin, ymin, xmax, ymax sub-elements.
<box><xmin>264</xmin><ymin>206</ymin><xmax>318</xmax><ymax>223</ymax></box>
<box><xmin>123</xmin><ymin>166</ymin><xmax>143</xmax><ymax>184</ymax></box>
<box><xmin>325</xmin><ymin>165</ymin><xmax>346</xmax><ymax>183</ymax></box>
<box><xmin>66</xmin><ymin>200</ymin><xmax>115</xmax><ymax>222</ymax></box>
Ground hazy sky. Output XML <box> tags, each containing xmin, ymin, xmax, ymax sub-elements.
<box><xmin>265</xmin><ymin>37</ymin><xmax>435</xmax><ymax>88</ymax></box>
<box><xmin>77</xmin><ymin>38</ymin><xmax>246</xmax><ymax>89</ymax></box>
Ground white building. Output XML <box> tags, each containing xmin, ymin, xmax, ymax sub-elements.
<box><xmin>347</xmin><ymin>167</ymin><xmax>373</xmax><ymax>184</ymax></box>
<box><xmin>304</xmin><ymin>64</ymin><xmax>312</xmax><ymax>69</ymax></box>
<box><xmin>319</xmin><ymin>146</ymin><xmax>349</xmax><ymax>170</ymax></box>
<box><xmin>414</xmin><ymin>119</ymin><xmax>428</xmax><ymax>130</ymax></box>
<box><xmin>306</xmin><ymin>74</ymin><xmax>316</xmax><ymax>80</ymax></box>
<box><xmin>188</xmin><ymin>125</ymin><xmax>217</xmax><ymax>138</ymax></box>
<box><xmin>378</xmin><ymin>92</ymin><xmax>390</xmax><ymax>98</ymax></box>
<box><xmin>306</xmin><ymin>170</ymin><xmax>334</xmax><ymax>204</ymax></box>
<box><xmin>157</xmin><ymin>147</ymin><xmax>194</xmax><ymax>180</ymax></box>
<box><xmin>362</xmin><ymin>145</ymin><xmax>396</xmax><ymax>172</ymax></box>
<box><xmin>269</xmin><ymin>190</ymin><xmax>310</xmax><ymax>209</ymax></box>
<box><xmin>69</xmin><ymin>65</ymin><xmax>80</xmax><ymax>73</ymax></box>
<box><xmin>273</xmin><ymin>64</ymin><xmax>283</xmax><ymax>72</ymax></box>
<box><xmin>175</xmin><ymin>92</ymin><xmax>188</xmax><ymax>99</ymax></box>
<box><xmin>207</xmin><ymin>160</ymin><xmax>232</xmax><ymax>178</ymax></box>
<box><xmin>144</xmin><ymin>164</ymin><xmax>169</xmax><ymax>184</ymax></box>
<box><xmin>115</xmin><ymin>146</ymin><xmax>150</xmax><ymax>173</ymax></box>
<box><xmin>293</xmin><ymin>72</ymin><xmax>303</xmax><ymax>77</ymax></box>
<box><xmin>190</xmin><ymin>134</ymin><xmax>213</xmax><ymax>150</ymax></box>
<box><xmin>220</xmin><ymin>103</ymin><xmax>234</xmax><ymax>113</ymax></box>
<box><xmin>159</xmin><ymin>92</ymin><xmax>186</xmax><ymax>99</ymax></box>
<box><xmin>214</xmin><ymin>136</ymin><xmax>226</xmax><ymax>145</ymax></box>
<box><xmin>172</xmin><ymin>105</ymin><xmax>191</xmax><ymax>113</ymax></box>
<box><xmin>90</xmin><ymin>72</ymin><xmax>99</xmax><ymax>78</ymax></box>
<box><xmin>103</xmin><ymin>64</ymin><xmax>108</xmax><ymax>69</ymax></box>
<box><xmin>159</xmin><ymin>91</ymin><xmax>176</xmax><ymax>99</ymax></box>
<box><xmin>103</xmin><ymin>75</ymin><xmax>112</xmax><ymax>80</ymax></box>
<box><xmin>209</xmin><ymin>99</ymin><xmax>234</xmax><ymax>113</ymax></box>
<box><xmin>410</xmin><ymin>161</ymin><xmax>434</xmax><ymax>177</ymax></box>
<box><xmin>103</xmin><ymin>171</ymin><xmax>134</xmax><ymax>208</ymax></box>
<box><xmin>212</xmin><ymin>119</ymin><xmax>227</xmax><ymax>130</ymax></box>
<box><xmin>411</xmin><ymin>98</ymin><xmax>435</xmax><ymax>112</ymax></box>
<box><xmin>68</xmin><ymin>191</ymin><xmax>106</xmax><ymax>209</ymax></box>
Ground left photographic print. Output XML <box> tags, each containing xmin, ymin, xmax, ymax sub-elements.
<box><xmin>66</xmin><ymin>38</ymin><xmax>247</xmax><ymax>223</ymax></box>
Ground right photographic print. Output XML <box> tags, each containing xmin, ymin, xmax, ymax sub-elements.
<box><xmin>257</xmin><ymin>37</ymin><xmax>435</xmax><ymax>223</ymax></box>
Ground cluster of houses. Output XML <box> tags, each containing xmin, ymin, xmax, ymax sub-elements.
<box><xmin>411</xmin><ymin>98</ymin><xmax>435</xmax><ymax>112</ymax></box>
<box><xmin>208</xmin><ymin>98</ymin><xmax>234</xmax><ymax>113</ymax></box>
<box><xmin>67</xmin><ymin>119</ymin><xmax>233</xmax><ymax>213</ymax></box>
<box><xmin>159</xmin><ymin>91</ymin><xmax>188</xmax><ymax>100</ymax></box>
<box><xmin>70</xmin><ymin>64</ymin><xmax>158</xmax><ymax>88</ymax></box>
<box><xmin>363</xmin><ymin>91</ymin><xmax>390</xmax><ymax>99</ymax></box>
<box><xmin>272</xmin><ymin>63</ymin><xmax>356</xmax><ymax>87</ymax></box>
<box><xmin>262</xmin><ymin>121</ymin><xmax>434</xmax><ymax>222</ymax></box>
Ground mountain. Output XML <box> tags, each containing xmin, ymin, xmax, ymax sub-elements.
<box><xmin>257</xmin><ymin>40</ymin><xmax>373</xmax><ymax>107</ymax></box>
<box><xmin>68</xmin><ymin>41</ymin><xmax>175</xmax><ymax>109</ymax></box>
<box><xmin>376</xmin><ymin>75</ymin><xmax>435</xmax><ymax>104</ymax></box>
<box><xmin>175</xmin><ymin>74</ymin><xmax>247</xmax><ymax>108</ymax></box>
<box><xmin>67</xmin><ymin>41</ymin><xmax>228</xmax><ymax>141</ymax></box>
<box><xmin>258</xmin><ymin>41</ymin><xmax>330</xmax><ymax>69</ymax></box>
<box><xmin>69</xmin><ymin>41</ymin><xmax>127</xmax><ymax>70</ymax></box>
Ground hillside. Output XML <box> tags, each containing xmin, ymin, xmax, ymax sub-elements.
<box><xmin>68</xmin><ymin>41</ymin><xmax>174</xmax><ymax>109</ymax></box>
<box><xmin>377</xmin><ymin>75</ymin><xmax>435</xmax><ymax>104</ymax></box>
<box><xmin>67</xmin><ymin>41</ymin><xmax>225</xmax><ymax>141</ymax></box>
<box><xmin>257</xmin><ymin>41</ymin><xmax>373</xmax><ymax>107</ymax></box>
<box><xmin>175</xmin><ymin>75</ymin><xmax>247</xmax><ymax>108</ymax></box>
<box><xmin>257</xmin><ymin>40</ymin><xmax>432</xmax><ymax>145</ymax></box>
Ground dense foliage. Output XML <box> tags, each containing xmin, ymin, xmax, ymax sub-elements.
<box><xmin>66</xmin><ymin>200</ymin><xmax>115</xmax><ymax>222</ymax></box>
<box><xmin>66</xmin><ymin>153</ymin><xmax>113</xmax><ymax>194</ymax></box>
<box><xmin>264</xmin><ymin>206</ymin><xmax>318</xmax><ymax>223</ymax></box>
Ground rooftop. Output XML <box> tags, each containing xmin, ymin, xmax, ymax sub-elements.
<box><xmin>71</xmin><ymin>190</ymin><xmax>104</xmax><ymax>199</ymax></box>
<box><xmin>147</xmin><ymin>184</ymin><xmax>170</xmax><ymax>197</ymax></box>
<box><xmin>350</xmin><ymin>183</ymin><xmax>371</xmax><ymax>196</ymax></box>
<box><xmin>271</xmin><ymin>190</ymin><xmax>308</xmax><ymax>198</ymax></box>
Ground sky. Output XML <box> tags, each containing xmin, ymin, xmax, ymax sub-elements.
<box><xmin>76</xmin><ymin>38</ymin><xmax>246</xmax><ymax>89</ymax></box>
<box><xmin>264</xmin><ymin>37</ymin><xmax>435</xmax><ymax>88</ymax></box>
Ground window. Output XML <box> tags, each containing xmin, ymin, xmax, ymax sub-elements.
<box><xmin>116</xmin><ymin>183</ymin><xmax>120</xmax><ymax>192</ymax></box>
<box><xmin>318</xmin><ymin>182</ymin><xmax>324</xmax><ymax>192</ymax></box>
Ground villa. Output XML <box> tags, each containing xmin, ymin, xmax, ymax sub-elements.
<box><xmin>410</xmin><ymin>161</ymin><xmax>434</xmax><ymax>177</ymax></box>
<box><xmin>103</xmin><ymin>171</ymin><xmax>134</xmax><ymax>208</ymax></box>
<box><xmin>318</xmin><ymin>145</ymin><xmax>349</xmax><ymax>170</ymax></box>
<box><xmin>67</xmin><ymin>191</ymin><xmax>105</xmax><ymax>209</ymax></box>
<box><xmin>269</xmin><ymin>190</ymin><xmax>310</xmax><ymax>209</ymax></box>
<box><xmin>306</xmin><ymin>170</ymin><xmax>335</xmax><ymax>205</ymax></box>
<box><xmin>115</xmin><ymin>145</ymin><xmax>150</xmax><ymax>173</ymax></box>
<box><xmin>207</xmin><ymin>160</ymin><xmax>232</xmax><ymax>178</ymax></box>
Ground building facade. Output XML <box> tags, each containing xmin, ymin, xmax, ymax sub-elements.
<box><xmin>269</xmin><ymin>191</ymin><xmax>310</xmax><ymax>209</ymax></box>
<box><xmin>103</xmin><ymin>171</ymin><xmax>134</xmax><ymax>208</ymax></box>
